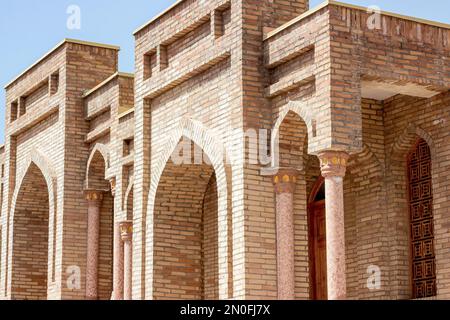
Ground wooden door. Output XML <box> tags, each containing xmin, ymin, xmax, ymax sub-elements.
<box><xmin>309</xmin><ymin>198</ymin><xmax>328</xmax><ymax>300</ymax></box>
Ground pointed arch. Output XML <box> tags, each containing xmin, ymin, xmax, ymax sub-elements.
<box><xmin>389</xmin><ymin>124</ymin><xmax>435</xmax><ymax>163</ymax></box>
<box><xmin>348</xmin><ymin>144</ymin><xmax>384</xmax><ymax>185</ymax></box>
<box><xmin>271</xmin><ymin>101</ymin><xmax>313</xmax><ymax>168</ymax></box>
<box><xmin>150</xmin><ymin>118</ymin><xmax>229</xmax><ymax>188</ymax></box>
<box><xmin>308</xmin><ymin>175</ymin><xmax>325</xmax><ymax>204</ymax></box>
<box><xmin>11</xmin><ymin>148</ymin><xmax>57</xmax><ymax>216</ymax></box>
<box><xmin>85</xmin><ymin>143</ymin><xmax>110</xmax><ymax>189</ymax></box>
<box><xmin>9</xmin><ymin>149</ymin><xmax>57</xmax><ymax>255</ymax></box>
<box><xmin>8</xmin><ymin>149</ymin><xmax>57</xmax><ymax>300</ymax></box>
<box><xmin>146</xmin><ymin>117</ymin><xmax>231</xmax><ymax>299</ymax></box>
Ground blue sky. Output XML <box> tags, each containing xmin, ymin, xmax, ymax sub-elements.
<box><xmin>0</xmin><ymin>0</ymin><xmax>449</xmax><ymax>144</ymax></box>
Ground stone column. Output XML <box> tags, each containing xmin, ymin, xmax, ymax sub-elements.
<box><xmin>109</xmin><ymin>177</ymin><xmax>124</xmax><ymax>300</ymax></box>
<box><xmin>318</xmin><ymin>151</ymin><xmax>349</xmax><ymax>300</ymax></box>
<box><xmin>112</xmin><ymin>222</ymin><xmax>124</xmax><ymax>300</ymax></box>
<box><xmin>120</xmin><ymin>221</ymin><xmax>133</xmax><ymax>300</ymax></box>
<box><xmin>272</xmin><ymin>168</ymin><xmax>298</xmax><ymax>300</ymax></box>
<box><xmin>84</xmin><ymin>189</ymin><xmax>104</xmax><ymax>300</ymax></box>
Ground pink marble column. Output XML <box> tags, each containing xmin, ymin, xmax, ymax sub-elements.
<box><xmin>318</xmin><ymin>151</ymin><xmax>349</xmax><ymax>300</ymax></box>
<box><xmin>112</xmin><ymin>222</ymin><xmax>124</xmax><ymax>300</ymax></box>
<box><xmin>109</xmin><ymin>177</ymin><xmax>124</xmax><ymax>300</ymax></box>
<box><xmin>272</xmin><ymin>168</ymin><xmax>298</xmax><ymax>300</ymax></box>
<box><xmin>120</xmin><ymin>221</ymin><xmax>133</xmax><ymax>300</ymax></box>
<box><xmin>84</xmin><ymin>190</ymin><xmax>104</xmax><ymax>300</ymax></box>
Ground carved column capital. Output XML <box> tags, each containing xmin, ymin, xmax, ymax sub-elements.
<box><xmin>271</xmin><ymin>168</ymin><xmax>299</xmax><ymax>194</ymax></box>
<box><xmin>318</xmin><ymin>151</ymin><xmax>349</xmax><ymax>178</ymax></box>
<box><xmin>109</xmin><ymin>177</ymin><xmax>117</xmax><ymax>197</ymax></box>
<box><xmin>84</xmin><ymin>189</ymin><xmax>104</xmax><ymax>206</ymax></box>
<box><xmin>120</xmin><ymin>221</ymin><xmax>133</xmax><ymax>242</ymax></box>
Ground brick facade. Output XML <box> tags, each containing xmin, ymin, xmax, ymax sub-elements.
<box><xmin>1</xmin><ymin>0</ymin><xmax>449</xmax><ymax>300</ymax></box>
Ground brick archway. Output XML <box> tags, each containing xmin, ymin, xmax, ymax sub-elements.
<box><xmin>146</xmin><ymin>118</ymin><xmax>230</xmax><ymax>300</ymax></box>
<box><xmin>10</xmin><ymin>150</ymin><xmax>57</xmax><ymax>224</ymax></box>
<box><xmin>11</xmin><ymin>163</ymin><xmax>49</xmax><ymax>300</ymax></box>
<box><xmin>271</xmin><ymin>102</ymin><xmax>313</xmax><ymax>169</ymax></box>
<box><xmin>152</xmin><ymin>142</ymin><xmax>217</xmax><ymax>299</ymax></box>
<box><xmin>8</xmin><ymin>150</ymin><xmax>57</xmax><ymax>300</ymax></box>
<box><xmin>389</xmin><ymin>124</ymin><xmax>435</xmax><ymax>163</ymax></box>
<box><xmin>85</xmin><ymin>143</ymin><xmax>111</xmax><ymax>189</ymax></box>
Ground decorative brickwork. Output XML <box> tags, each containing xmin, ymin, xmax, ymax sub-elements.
<box><xmin>1</xmin><ymin>0</ymin><xmax>450</xmax><ymax>300</ymax></box>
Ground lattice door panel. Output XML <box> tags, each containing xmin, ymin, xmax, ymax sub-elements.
<box><xmin>408</xmin><ymin>139</ymin><xmax>436</xmax><ymax>298</ymax></box>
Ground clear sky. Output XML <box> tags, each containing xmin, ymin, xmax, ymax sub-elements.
<box><xmin>0</xmin><ymin>0</ymin><xmax>449</xmax><ymax>144</ymax></box>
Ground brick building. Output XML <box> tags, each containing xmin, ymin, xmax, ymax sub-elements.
<box><xmin>1</xmin><ymin>0</ymin><xmax>449</xmax><ymax>300</ymax></box>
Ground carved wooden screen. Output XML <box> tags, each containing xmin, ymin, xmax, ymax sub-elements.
<box><xmin>408</xmin><ymin>138</ymin><xmax>436</xmax><ymax>298</ymax></box>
